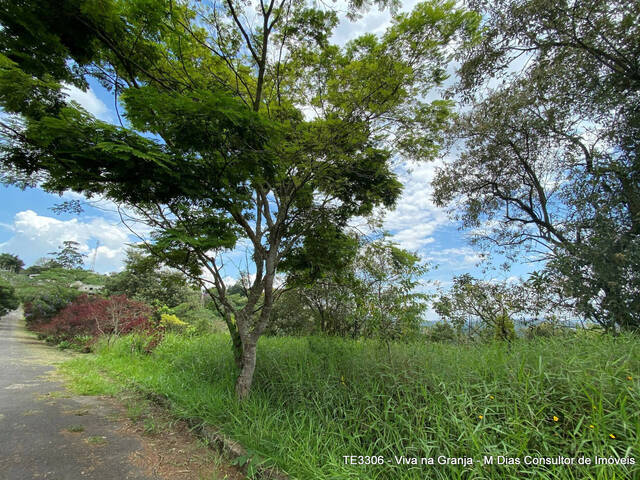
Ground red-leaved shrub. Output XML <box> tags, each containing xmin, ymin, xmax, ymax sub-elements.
<box><xmin>38</xmin><ymin>294</ymin><xmax>154</xmax><ymax>341</ymax></box>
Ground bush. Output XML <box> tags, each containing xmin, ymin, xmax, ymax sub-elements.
<box><xmin>37</xmin><ymin>294</ymin><xmax>155</xmax><ymax>345</ymax></box>
<box><xmin>23</xmin><ymin>287</ymin><xmax>80</xmax><ymax>325</ymax></box>
<box><xmin>165</xmin><ymin>301</ymin><xmax>227</xmax><ymax>334</ymax></box>
<box><xmin>159</xmin><ymin>313</ymin><xmax>188</xmax><ymax>331</ymax></box>
<box><xmin>424</xmin><ymin>321</ymin><xmax>459</xmax><ymax>343</ymax></box>
<box><xmin>525</xmin><ymin>321</ymin><xmax>565</xmax><ymax>339</ymax></box>
<box><xmin>0</xmin><ymin>279</ymin><xmax>19</xmax><ymax>316</ymax></box>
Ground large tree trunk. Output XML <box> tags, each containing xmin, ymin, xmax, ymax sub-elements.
<box><xmin>235</xmin><ymin>339</ymin><xmax>258</xmax><ymax>399</ymax></box>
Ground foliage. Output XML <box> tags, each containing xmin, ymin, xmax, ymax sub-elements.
<box><xmin>24</xmin><ymin>259</ymin><xmax>63</xmax><ymax>274</ymax></box>
<box><xmin>352</xmin><ymin>239</ymin><xmax>429</xmax><ymax>340</ymax></box>
<box><xmin>423</xmin><ymin>321</ymin><xmax>459</xmax><ymax>343</ymax></box>
<box><xmin>0</xmin><ymin>252</ymin><xmax>24</xmax><ymax>272</ymax></box>
<box><xmin>48</xmin><ymin>240</ymin><xmax>86</xmax><ymax>269</ymax></box>
<box><xmin>524</xmin><ymin>321</ymin><xmax>568</xmax><ymax>340</ymax></box>
<box><xmin>159</xmin><ymin>313</ymin><xmax>188</xmax><ymax>331</ymax></box>
<box><xmin>0</xmin><ymin>0</ymin><xmax>477</xmax><ymax>397</ymax></box>
<box><xmin>105</xmin><ymin>248</ymin><xmax>198</xmax><ymax>308</ymax></box>
<box><xmin>433</xmin><ymin>275</ymin><xmax>527</xmax><ymax>341</ymax></box>
<box><xmin>434</xmin><ymin>0</ymin><xmax>640</xmax><ymax>330</ymax></box>
<box><xmin>64</xmin><ymin>332</ymin><xmax>640</xmax><ymax>479</ymax></box>
<box><xmin>36</xmin><ymin>294</ymin><xmax>154</xmax><ymax>345</ymax></box>
<box><xmin>22</xmin><ymin>288</ymin><xmax>80</xmax><ymax>326</ymax></box>
<box><xmin>4</xmin><ymin>267</ymin><xmax>107</xmax><ymax>326</ymax></box>
<box><xmin>0</xmin><ymin>277</ymin><xmax>19</xmax><ymax>315</ymax></box>
<box><xmin>266</xmin><ymin>289</ymin><xmax>318</xmax><ymax>336</ymax></box>
<box><xmin>270</xmin><ymin>238</ymin><xmax>429</xmax><ymax>339</ymax></box>
<box><xmin>169</xmin><ymin>301</ymin><xmax>227</xmax><ymax>334</ymax></box>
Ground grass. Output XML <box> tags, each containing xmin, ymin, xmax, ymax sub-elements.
<box><xmin>61</xmin><ymin>332</ymin><xmax>640</xmax><ymax>479</ymax></box>
<box><xmin>66</xmin><ymin>424</ymin><xmax>85</xmax><ymax>433</ymax></box>
<box><xmin>86</xmin><ymin>435</ymin><xmax>107</xmax><ymax>445</ymax></box>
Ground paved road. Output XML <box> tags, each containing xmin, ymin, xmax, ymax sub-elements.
<box><xmin>0</xmin><ymin>309</ymin><xmax>158</xmax><ymax>480</ymax></box>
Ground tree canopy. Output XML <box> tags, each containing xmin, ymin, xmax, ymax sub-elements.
<box><xmin>48</xmin><ymin>241</ymin><xmax>86</xmax><ymax>270</ymax></box>
<box><xmin>0</xmin><ymin>253</ymin><xmax>24</xmax><ymax>273</ymax></box>
<box><xmin>104</xmin><ymin>247</ymin><xmax>197</xmax><ymax>308</ymax></box>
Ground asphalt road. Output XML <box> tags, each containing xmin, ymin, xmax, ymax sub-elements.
<box><xmin>0</xmin><ymin>309</ymin><xmax>158</xmax><ymax>480</ymax></box>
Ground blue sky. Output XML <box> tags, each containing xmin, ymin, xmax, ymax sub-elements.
<box><xmin>0</xmin><ymin>2</ymin><xmax>534</xmax><ymax>293</ymax></box>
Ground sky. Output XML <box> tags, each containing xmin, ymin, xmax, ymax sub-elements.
<box><xmin>0</xmin><ymin>1</ymin><xmax>534</xmax><ymax>295</ymax></box>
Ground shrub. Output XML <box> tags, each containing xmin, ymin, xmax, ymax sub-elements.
<box><xmin>159</xmin><ymin>313</ymin><xmax>188</xmax><ymax>331</ymax></box>
<box><xmin>0</xmin><ymin>279</ymin><xmax>19</xmax><ymax>316</ymax></box>
<box><xmin>160</xmin><ymin>301</ymin><xmax>227</xmax><ymax>334</ymax></box>
<box><xmin>424</xmin><ymin>321</ymin><xmax>459</xmax><ymax>343</ymax></box>
<box><xmin>38</xmin><ymin>294</ymin><xmax>154</xmax><ymax>344</ymax></box>
<box><xmin>23</xmin><ymin>287</ymin><xmax>80</xmax><ymax>325</ymax></box>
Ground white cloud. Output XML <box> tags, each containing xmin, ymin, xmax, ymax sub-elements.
<box><xmin>383</xmin><ymin>159</ymin><xmax>451</xmax><ymax>253</ymax></box>
<box><xmin>0</xmin><ymin>210</ymin><xmax>132</xmax><ymax>272</ymax></box>
<box><xmin>63</xmin><ymin>84</ymin><xmax>111</xmax><ymax>121</ymax></box>
<box><xmin>329</xmin><ymin>0</ymin><xmax>423</xmax><ymax>46</ymax></box>
<box><xmin>430</xmin><ymin>246</ymin><xmax>486</xmax><ymax>268</ymax></box>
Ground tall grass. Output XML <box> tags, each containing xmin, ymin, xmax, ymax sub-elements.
<box><xmin>62</xmin><ymin>333</ymin><xmax>640</xmax><ymax>479</ymax></box>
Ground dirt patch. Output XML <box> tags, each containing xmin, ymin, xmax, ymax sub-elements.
<box><xmin>117</xmin><ymin>398</ymin><xmax>245</xmax><ymax>480</ymax></box>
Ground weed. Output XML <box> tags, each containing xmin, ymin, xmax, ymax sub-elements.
<box><xmin>86</xmin><ymin>436</ymin><xmax>107</xmax><ymax>445</ymax></box>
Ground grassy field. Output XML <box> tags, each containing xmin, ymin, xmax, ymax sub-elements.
<box><xmin>61</xmin><ymin>333</ymin><xmax>640</xmax><ymax>479</ymax></box>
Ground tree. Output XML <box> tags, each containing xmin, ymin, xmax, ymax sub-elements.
<box><xmin>0</xmin><ymin>0</ymin><xmax>477</xmax><ymax>396</ymax></box>
<box><xmin>273</xmin><ymin>237</ymin><xmax>429</xmax><ymax>339</ymax></box>
<box><xmin>433</xmin><ymin>0</ymin><xmax>640</xmax><ymax>330</ymax></box>
<box><xmin>351</xmin><ymin>239</ymin><xmax>429</xmax><ymax>340</ymax></box>
<box><xmin>24</xmin><ymin>258</ymin><xmax>63</xmax><ymax>275</ymax></box>
<box><xmin>48</xmin><ymin>241</ymin><xmax>86</xmax><ymax>270</ymax></box>
<box><xmin>0</xmin><ymin>278</ymin><xmax>19</xmax><ymax>316</ymax></box>
<box><xmin>0</xmin><ymin>253</ymin><xmax>24</xmax><ymax>273</ymax></box>
<box><xmin>433</xmin><ymin>275</ymin><xmax>524</xmax><ymax>341</ymax></box>
<box><xmin>105</xmin><ymin>248</ymin><xmax>197</xmax><ymax>308</ymax></box>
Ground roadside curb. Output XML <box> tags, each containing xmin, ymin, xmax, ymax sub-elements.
<box><xmin>138</xmin><ymin>389</ymin><xmax>290</xmax><ymax>480</ymax></box>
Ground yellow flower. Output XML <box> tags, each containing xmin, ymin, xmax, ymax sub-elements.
<box><xmin>340</xmin><ymin>375</ymin><xmax>346</xmax><ymax>385</ymax></box>
<box><xmin>478</xmin><ymin>415</ymin><xmax>483</xmax><ymax>419</ymax></box>
<box><xmin>627</xmin><ymin>376</ymin><xmax>633</xmax><ymax>381</ymax></box>
<box><xmin>553</xmin><ymin>416</ymin><xmax>559</xmax><ymax>422</ymax></box>
<box><xmin>489</xmin><ymin>395</ymin><xmax>494</xmax><ymax>400</ymax></box>
<box><xmin>609</xmin><ymin>433</ymin><xmax>616</xmax><ymax>439</ymax></box>
<box><xmin>589</xmin><ymin>425</ymin><xmax>595</xmax><ymax>429</ymax></box>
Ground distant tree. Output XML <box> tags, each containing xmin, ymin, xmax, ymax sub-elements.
<box><xmin>105</xmin><ymin>248</ymin><xmax>197</xmax><ymax>308</ymax></box>
<box><xmin>273</xmin><ymin>237</ymin><xmax>429</xmax><ymax>340</ymax></box>
<box><xmin>0</xmin><ymin>278</ymin><xmax>19</xmax><ymax>316</ymax></box>
<box><xmin>226</xmin><ymin>283</ymin><xmax>246</xmax><ymax>297</ymax></box>
<box><xmin>0</xmin><ymin>253</ymin><xmax>24</xmax><ymax>273</ymax></box>
<box><xmin>48</xmin><ymin>241</ymin><xmax>86</xmax><ymax>270</ymax></box>
<box><xmin>434</xmin><ymin>275</ymin><xmax>523</xmax><ymax>341</ymax></box>
<box><xmin>352</xmin><ymin>239</ymin><xmax>429</xmax><ymax>340</ymax></box>
<box><xmin>24</xmin><ymin>258</ymin><xmax>63</xmax><ymax>275</ymax></box>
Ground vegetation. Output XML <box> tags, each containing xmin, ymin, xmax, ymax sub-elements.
<box><xmin>48</xmin><ymin>240</ymin><xmax>86</xmax><ymax>270</ymax></box>
<box><xmin>0</xmin><ymin>0</ymin><xmax>638</xmax><ymax>478</ymax></box>
<box><xmin>271</xmin><ymin>238</ymin><xmax>428</xmax><ymax>339</ymax></box>
<box><xmin>0</xmin><ymin>252</ymin><xmax>24</xmax><ymax>273</ymax></box>
<box><xmin>0</xmin><ymin>0</ymin><xmax>478</xmax><ymax>397</ymax></box>
<box><xmin>434</xmin><ymin>275</ymin><xmax>527</xmax><ymax>341</ymax></box>
<box><xmin>0</xmin><ymin>265</ymin><xmax>218</xmax><ymax>350</ymax></box>
<box><xmin>0</xmin><ymin>277</ymin><xmax>19</xmax><ymax>315</ymax></box>
<box><xmin>39</xmin><ymin>294</ymin><xmax>154</xmax><ymax>347</ymax></box>
<box><xmin>104</xmin><ymin>248</ymin><xmax>198</xmax><ymax>308</ymax></box>
<box><xmin>62</xmin><ymin>331</ymin><xmax>640</xmax><ymax>479</ymax></box>
<box><xmin>434</xmin><ymin>0</ymin><xmax>640</xmax><ymax>331</ymax></box>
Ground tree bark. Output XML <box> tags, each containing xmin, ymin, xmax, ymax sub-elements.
<box><xmin>235</xmin><ymin>339</ymin><xmax>258</xmax><ymax>399</ymax></box>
